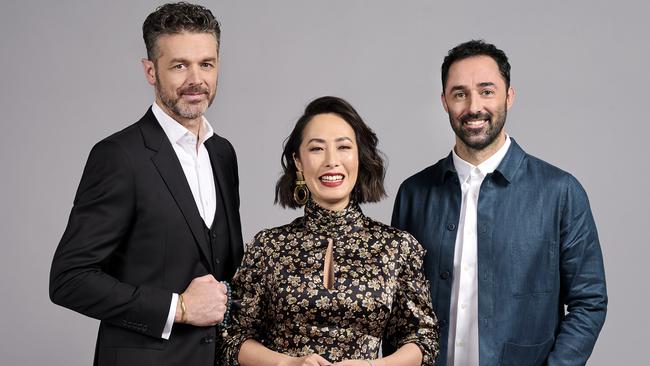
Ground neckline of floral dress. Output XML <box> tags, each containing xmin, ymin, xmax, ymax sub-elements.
<box><xmin>303</xmin><ymin>199</ymin><xmax>365</xmax><ymax>238</ymax></box>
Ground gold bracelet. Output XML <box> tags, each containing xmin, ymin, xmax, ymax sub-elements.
<box><xmin>179</xmin><ymin>294</ymin><xmax>187</xmax><ymax>323</ymax></box>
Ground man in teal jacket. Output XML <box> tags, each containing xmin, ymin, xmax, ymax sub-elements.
<box><xmin>388</xmin><ymin>40</ymin><xmax>607</xmax><ymax>366</ymax></box>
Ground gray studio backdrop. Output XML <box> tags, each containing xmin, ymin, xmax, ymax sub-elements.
<box><xmin>1</xmin><ymin>0</ymin><xmax>647</xmax><ymax>364</ymax></box>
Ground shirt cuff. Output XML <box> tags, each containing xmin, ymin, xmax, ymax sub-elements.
<box><xmin>162</xmin><ymin>293</ymin><xmax>178</xmax><ymax>340</ymax></box>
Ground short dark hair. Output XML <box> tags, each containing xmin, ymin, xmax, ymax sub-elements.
<box><xmin>142</xmin><ymin>2</ymin><xmax>221</xmax><ymax>61</ymax></box>
<box><xmin>275</xmin><ymin>96</ymin><xmax>387</xmax><ymax>209</ymax></box>
<box><xmin>441</xmin><ymin>40</ymin><xmax>511</xmax><ymax>92</ymax></box>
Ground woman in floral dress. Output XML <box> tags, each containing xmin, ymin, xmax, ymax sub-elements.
<box><xmin>219</xmin><ymin>96</ymin><xmax>438</xmax><ymax>366</ymax></box>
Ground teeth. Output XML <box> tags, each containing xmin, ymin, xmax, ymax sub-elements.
<box><xmin>320</xmin><ymin>175</ymin><xmax>343</xmax><ymax>182</ymax></box>
<box><xmin>466</xmin><ymin>119</ymin><xmax>488</xmax><ymax>125</ymax></box>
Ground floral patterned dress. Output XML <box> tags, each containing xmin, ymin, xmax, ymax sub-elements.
<box><xmin>218</xmin><ymin>200</ymin><xmax>439</xmax><ymax>365</ymax></box>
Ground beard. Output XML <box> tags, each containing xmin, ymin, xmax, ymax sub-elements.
<box><xmin>449</xmin><ymin>103</ymin><xmax>507</xmax><ymax>150</ymax></box>
<box><xmin>155</xmin><ymin>73</ymin><xmax>216</xmax><ymax>120</ymax></box>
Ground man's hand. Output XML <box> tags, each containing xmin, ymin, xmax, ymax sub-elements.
<box><xmin>278</xmin><ymin>354</ymin><xmax>332</xmax><ymax>366</ymax></box>
<box><xmin>175</xmin><ymin>274</ymin><xmax>227</xmax><ymax>326</ymax></box>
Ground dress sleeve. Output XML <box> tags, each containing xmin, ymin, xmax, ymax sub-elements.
<box><xmin>217</xmin><ymin>231</ymin><xmax>270</xmax><ymax>366</ymax></box>
<box><xmin>383</xmin><ymin>233</ymin><xmax>439</xmax><ymax>366</ymax></box>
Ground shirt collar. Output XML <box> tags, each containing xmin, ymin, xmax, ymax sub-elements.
<box><xmin>151</xmin><ymin>101</ymin><xmax>214</xmax><ymax>146</ymax></box>
<box><xmin>452</xmin><ymin>135</ymin><xmax>512</xmax><ymax>183</ymax></box>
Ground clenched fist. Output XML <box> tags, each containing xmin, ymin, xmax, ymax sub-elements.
<box><xmin>176</xmin><ymin>274</ymin><xmax>228</xmax><ymax>326</ymax></box>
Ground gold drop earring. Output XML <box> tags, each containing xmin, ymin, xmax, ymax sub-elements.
<box><xmin>293</xmin><ymin>170</ymin><xmax>310</xmax><ymax>206</ymax></box>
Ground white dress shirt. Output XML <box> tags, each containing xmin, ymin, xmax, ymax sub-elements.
<box><xmin>152</xmin><ymin>102</ymin><xmax>217</xmax><ymax>339</ymax></box>
<box><xmin>447</xmin><ymin>135</ymin><xmax>511</xmax><ymax>366</ymax></box>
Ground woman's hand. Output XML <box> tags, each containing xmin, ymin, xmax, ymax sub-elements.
<box><xmin>279</xmin><ymin>354</ymin><xmax>332</xmax><ymax>366</ymax></box>
<box><xmin>332</xmin><ymin>360</ymin><xmax>376</xmax><ymax>366</ymax></box>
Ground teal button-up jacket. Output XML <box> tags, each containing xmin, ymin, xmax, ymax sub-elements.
<box><xmin>389</xmin><ymin>139</ymin><xmax>607</xmax><ymax>366</ymax></box>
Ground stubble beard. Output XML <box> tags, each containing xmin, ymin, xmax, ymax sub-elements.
<box><xmin>450</xmin><ymin>103</ymin><xmax>507</xmax><ymax>151</ymax></box>
<box><xmin>156</xmin><ymin>73</ymin><xmax>216</xmax><ymax>121</ymax></box>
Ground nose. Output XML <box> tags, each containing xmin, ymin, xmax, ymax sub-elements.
<box><xmin>324</xmin><ymin>147</ymin><xmax>340</xmax><ymax>168</ymax></box>
<box><xmin>468</xmin><ymin>93</ymin><xmax>482</xmax><ymax>114</ymax></box>
<box><xmin>187</xmin><ymin>65</ymin><xmax>202</xmax><ymax>86</ymax></box>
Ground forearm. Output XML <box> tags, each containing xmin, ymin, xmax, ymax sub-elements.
<box><xmin>374</xmin><ymin>343</ymin><xmax>423</xmax><ymax>366</ymax></box>
<box><xmin>238</xmin><ymin>339</ymin><xmax>292</xmax><ymax>366</ymax></box>
<box><xmin>546</xmin><ymin>304</ymin><xmax>606</xmax><ymax>365</ymax></box>
<box><xmin>49</xmin><ymin>266</ymin><xmax>172</xmax><ymax>336</ymax></box>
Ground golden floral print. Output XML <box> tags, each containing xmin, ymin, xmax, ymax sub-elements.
<box><xmin>217</xmin><ymin>200</ymin><xmax>439</xmax><ymax>365</ymax></box>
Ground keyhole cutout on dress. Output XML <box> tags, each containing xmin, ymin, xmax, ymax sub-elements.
<box><xmin>323</xmin><ymin>238</ymin><xmax>335</xmax><ymax>289</ymax></box>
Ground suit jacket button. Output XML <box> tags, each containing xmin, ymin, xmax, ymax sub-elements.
<box><xmin>201</xmin><ymin>336</ymin><xmax>214</xmax><ymax>344</ymax></box>
<box><xmin>440</xmin><ymin>271</ymin><xmax>450</xmax><ymax>280</ymax></box>
<box><xmin>446</xmin><ymin>223</ymin><xmax>456</xmax><ymax>231</ymax></box>
<box><xmin>211</xmin><ymin>233</ymin><xmax>217</xmax><ymax>239</ymax></box>
<box><xmin>214</xmin><ymin>258</ymin><xmax>221</xmax><ymax>265</ymax></box>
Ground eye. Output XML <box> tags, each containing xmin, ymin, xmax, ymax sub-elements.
<box><xmin>481</xmin><ymin>89</ymin><xmax>495</xmax><ymax>96</ymax></box>
<box><xmin>338</xmin><ymin>144</ymin><xmax>352</xmax><ymax>150</ymax></box>
<box><xmin>453</xmin><ymin>91</ymin><xmax>466</xmax><ymax>99</ymax></box>
<box><xmin>172</xmin><ymin>64</ymin><xmax>186</xmax><ymax>70</ymax></box>
<box><xmin>308</xmin><ymin>146</ymin><xmax>324</xmax><ymax>152</ymax></box>
<box><xmin>200</xmin><ymin>62</ymin><xmax>214</xmax><ymax>69</ymax></box>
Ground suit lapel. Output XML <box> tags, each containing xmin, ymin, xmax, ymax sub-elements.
<box><xmin>139</xmin><ymin>109</ymin><xmax>214</xmax><ymax>273</ymax></box>
<box><xmin>204</xmin><ymin>137</ymin><xmax>235</xmax><ymax>229</ymax></box>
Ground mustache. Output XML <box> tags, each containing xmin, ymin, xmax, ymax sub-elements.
<box><xmin>460</xmin><ymin>112</ymin><xmax>492</xmax><ymax>123</ymax></box>
<box><xmin>179</xmin><ymin>85</ymin><xmax>209</xmax><ymax>95</ymax></box>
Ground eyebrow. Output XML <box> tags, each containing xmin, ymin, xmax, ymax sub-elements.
<box><xmin>449</xmin><ymin>82</ymin><xmax>497</xmax><ymax>93</ymax></box>
<box><xmin>478</xmin><ymin>82</ymin><xmax>497</xmax><ymax>88</ymax></box>
<box><xmin>168</xmin><ymin>57</ymin><xmax>217</xmax><ymax>64</ymax></box>
<box><xmin>307</xmin><ymin>137</ymin><xmax>353</xmax><ymax>144</ymax></box>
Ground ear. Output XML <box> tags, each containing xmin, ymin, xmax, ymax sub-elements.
<box><xmin>506</xmin><ymin>86</ymin><xmax>515</xmax><ymax>109</ymax></box>
<box><xmin>141</xmin><ymin>58</ymin><xmax>156</xmax><ymax>86</ymax></box>
<box><xmin>441</xmin><ymin>92</ymin><xmax>449</xmax><ymax>113</ymax></box>
<box><xmin>293</xmin><ymin>152</ymin><xmax>303</xmax><ymax>172</ymax></box>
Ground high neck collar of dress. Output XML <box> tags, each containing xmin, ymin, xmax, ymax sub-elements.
<box><xmin>304</xmin><ymin>199</ymin><xmax>364</xmax><ymax>238</ymax></box>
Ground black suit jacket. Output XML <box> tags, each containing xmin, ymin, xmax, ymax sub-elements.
<box><xmin>50</xmin><ymin>108</ymin><xmax>244</xmax><ymax>366</ymax></box>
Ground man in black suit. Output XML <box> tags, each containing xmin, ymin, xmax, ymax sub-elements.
<box><xmin>49</xmin><ymin>3</ymin><xmax>243</xmax><ymax>365</ymax></box>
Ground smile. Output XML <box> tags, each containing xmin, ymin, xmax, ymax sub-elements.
<box><xmin>181</xmin><ymin>93</ymin><xmax>207</xmax><ymax>102</ymax></box>
<box><xmin>464</xmin><ymin>119</ymin><xmax>488</xmax><ymax>125</ymax></box>
<box><xmin>320</xmin><ymin>174</ymin><xmax>343</xmax><ymax>182</ymax></box>
<box><xmin>463</xmin><ymin>119</ymin><xmax>489</xmax><ymax>129</ymax></box>
<box><xmin>319</xmin><ymin>174</ymin><xmax>345</xmax><ymax>187</ymax></box>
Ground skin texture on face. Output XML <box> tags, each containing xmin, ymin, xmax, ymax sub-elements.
<box><xmin>294</xmin><ymin>113</ymin><xmax>359</xmax><ymax>212</ymax></box>
<box><xmin>441</xmin><ymin>55</ymin><xmax>515</xmax><ymax>165</ymax></box>
<box><xmin>141</xmin><ymin>32</ymin><xmax>219</xmax><ymax>135</ymax></box>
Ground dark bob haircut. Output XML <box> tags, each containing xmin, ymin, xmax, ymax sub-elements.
<box><xmin>142</xmin><ymin>2</ymin><xmax>221</xmax><ymax>61</ymax></box>
<box><xmin>275</xmin><ymin>96</ymin><xmax>386</xmax><ymax>209</ymax></box>
<box><xmin>441</xmin><ymin>39</ymin><xmax>511</xmax><ymax>92</ymax></box>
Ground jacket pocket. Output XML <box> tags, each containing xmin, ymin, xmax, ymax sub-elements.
<box><xmin>501</xmin><ymin>337</ymin><xmax>554</xmax><ymax>366</ymax></box>
<box><xmin>100</xmin><ymin>322</ymin><xmax>167</xmax><ymax>350</ymax></box>
<box><xmin>509</xmin><ymin>238</ymin><xmax>556</xmax><ymax>296</ymax></box>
